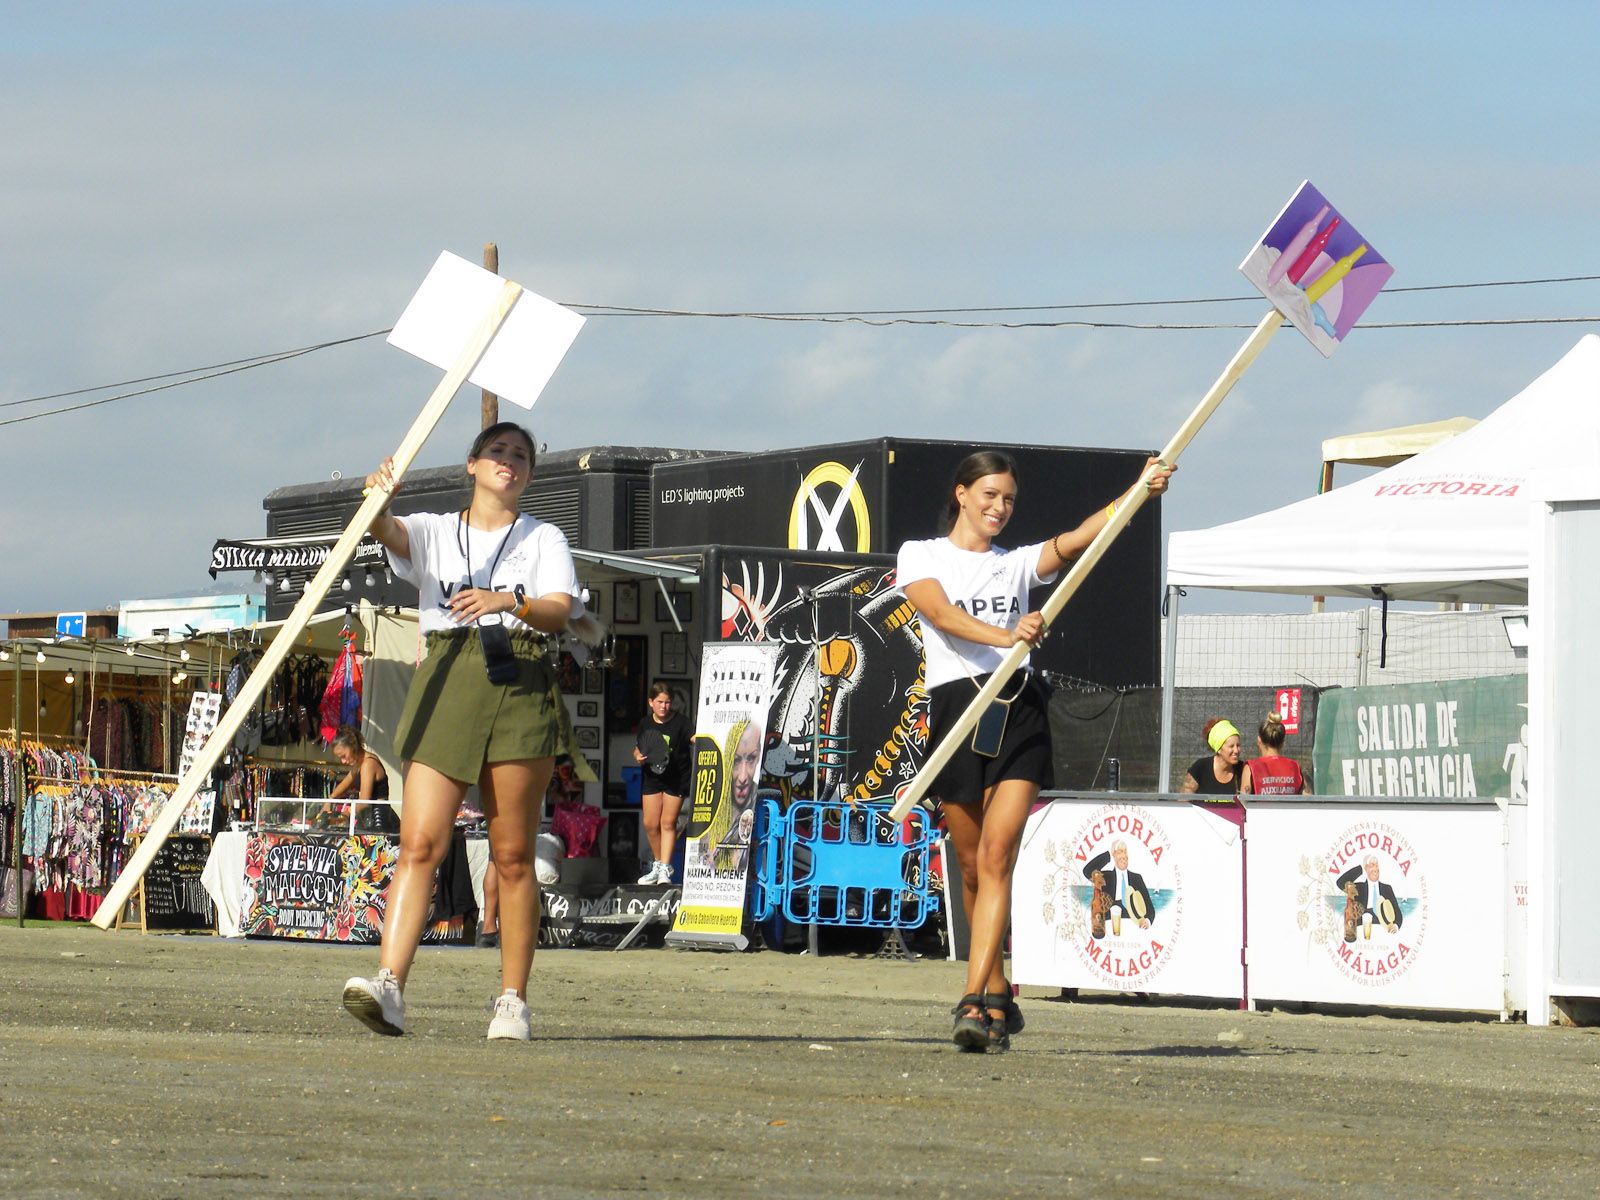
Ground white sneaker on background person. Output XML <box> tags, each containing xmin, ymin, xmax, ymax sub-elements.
<box><xmin>342</xmin><ymin>968</ymin><xmax>405</xmax><ymax>1036</ymax></box>
<box><xmin>655</xmin><ymin>861</ymin><xmax>674</xmax><ymax>884</ymax></box>
<box><xmin>487</xmin><ymin>990</ymin><xmax>532</xmax><ymax>1041</ymax></box>
<box><xmin>637</xmin><ymin>860</ymin><xmax>662</xmax><ymax>885</ymax></box>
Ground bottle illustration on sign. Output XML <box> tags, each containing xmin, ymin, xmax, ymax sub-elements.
<box><xmin>1266</xmin><ymin>204</ymin><xmax>1329</xmax><ymax>286</ymax></box>
<box><xmin>1304</xmin><ymin>243</ymin><xmax>1369</xmax><ymax>305</ymax></box>
<box><xmin>1286</xmin><ymin>214</ymin><xmax>1342</xmax><ymax>285</ymax></box>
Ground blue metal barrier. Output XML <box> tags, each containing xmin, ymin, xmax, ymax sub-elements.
<box><xmin>754</xmin><ymin>799</ymin><xmax>940</xmax><ymax>929</ymax></box>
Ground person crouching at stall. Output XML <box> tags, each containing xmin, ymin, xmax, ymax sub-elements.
<box><xmin>321</xmin><ymin>725</ymin><xmax>397</xmax><ymax>834</ymax></box>
<box><xmin>897</xmin><ymin>449</ymin><xmax>1172</xmax><ymax>1052</ymax></box>
<box><xmin>342</xmin><ymin>422</ymin><xmax>584</xmax><ymax>1042</ymax></box>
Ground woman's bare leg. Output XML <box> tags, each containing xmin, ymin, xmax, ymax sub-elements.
<box><xmin>481</xmin><ymin>862</ymin><xmax>499</xmax><ymax>936</ymax></box>
<box><xmin>482</xmin><ymin>757</ymin><xmax>554</xmax><ymax>997</ymax></box>
<box><xmin>378</xmin><ymin>762</ymin><xmax>468</xmax><ymax>987</ymax></box>
<box><xmin>658</xmin><ymin>794</ymin><xmax>684</xmax><ymax>867</ymax></box>
<box><xmin>942</xmin><ymin>780</ymin><xmax>1037</xmax><ymax>1001</ymax></box>
<box><xmin>640</xmin><ymin>791</ymin><xmax>665</xmax><ymax>864</ymax></box>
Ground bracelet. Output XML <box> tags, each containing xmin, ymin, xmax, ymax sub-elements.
<box><xmin>1051</xmin><ymin>533</ymin><xmax>1067</xmax><ymax>561</ymax></box>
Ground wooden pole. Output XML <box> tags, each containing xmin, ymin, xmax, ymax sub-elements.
<box><xmin>91</xmin><ymin>278</ymin><xmax>524</xmax><ymax>928</ymax></box>
<box><xmin>481</xmin><ymin>243</ymin><xmax>500</xmax><ymax>429</ymax></box>
<box><xmin>889</xmin><ymin>309</ymin><xmax>1285</xmax><ymax>822</ymax></box>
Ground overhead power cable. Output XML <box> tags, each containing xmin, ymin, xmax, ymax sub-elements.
<box><xmin>2</xmin><ymin>273</ymin><xmax>1598</xmax><ymax>429</ymax></box>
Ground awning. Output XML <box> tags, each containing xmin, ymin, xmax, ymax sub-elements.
<box><xmin>571</xmin><ymin>547</ymin><xmax>699</xmax><ymax>584</ymax></box>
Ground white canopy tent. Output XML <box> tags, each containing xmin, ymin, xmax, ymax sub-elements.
<box><xmin>1163</xmin><ymin>334</ymin><xmax>1600</xmax><ymax>1025</ymax></box>
<box><xmin>1167</xmin><ymin>334</ymin><xmax>1600</xmax><ymax>605</ymax></box>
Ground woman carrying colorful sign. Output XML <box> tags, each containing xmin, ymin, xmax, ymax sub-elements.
<box><xmin>897</xmin><ymin>449</ymin><xmax>1171</xmax><ymax>1051</ymax></box>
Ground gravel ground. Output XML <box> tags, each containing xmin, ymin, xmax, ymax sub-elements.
<box><xmin>2</xmin><ymin>923</ymin><xmax>1598</xmax><ymax>1199</ymax></box>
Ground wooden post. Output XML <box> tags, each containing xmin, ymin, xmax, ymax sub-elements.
<box><xmin>481</xmin><ymin>243</ymin><xmax>500</xmax><ymax>429</ymax></box>
<box><xmin>91</xmin><ymin>278</ymin><xmax>524</xmax><ymax>928</ymax></box>
<box><xmin>890</xmin><ymin>309</ymin><xmax>1285</xmax><ymax>822</ymax></box>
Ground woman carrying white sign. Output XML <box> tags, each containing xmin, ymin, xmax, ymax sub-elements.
<box><xmin>897</xmin><ymin>450</ymin><xmax>1171</xmax><ymax>1052</ymax></box>
<box><xmin>342</xmin><ymin>422</ymin><xmax>585</xmax><ymax>1042</ymax></box>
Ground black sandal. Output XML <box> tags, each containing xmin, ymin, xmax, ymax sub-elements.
<box><xmin>983</xmin><ymin>991</ymin><xmax>1025</xmax><ymax>1037</ymax></box>
<box><xmin>950</xmin><ymin>994</ymin><xmax>991</xmax><ymax>1052</ymax></box>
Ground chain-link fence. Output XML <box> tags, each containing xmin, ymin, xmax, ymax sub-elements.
<box><xmin>1048</xmin><ymin>605</ymin><xmax>1526</xmax><ymax>792</ymax></box>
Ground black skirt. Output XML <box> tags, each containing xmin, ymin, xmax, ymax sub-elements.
<box><xmin>926</xmin><ymin>673</ymin><xmax>1053</xmax><ymax>807</ymax></box>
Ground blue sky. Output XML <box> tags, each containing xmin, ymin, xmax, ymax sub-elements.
<box><xmin>4</xmin><ymin>2</ymin><xmax>1599</xmax><ymax>613</ymax></box>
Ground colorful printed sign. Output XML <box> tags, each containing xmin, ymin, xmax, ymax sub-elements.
<box><xmin>668</xmin><ymin>642</ymin><xmax>781</xmax><ymax>949</ymax></box>
<box><xmin>241</xmin><ymin>832</ymin><xmax>396</xmax><ymax>941</ymax></box>
<box><xmin>1311</xmin><ymin>675</ymin><xmax>1527</xmax><ymax>798</ymax></box>
<box><xmin>1012</xmin><ymin>798</ymin><xmax>1245</xmax><ymax>1000</ymax></box>
<box><xmin>1240</xmin><ymin>181</ymin><xmax>1394</xmax><ymax>358</ymax></box>
<box><xmin>1246</xmin><ymin>803</ymin><xmax>1505</xmax><ymax>1011</ymax></box>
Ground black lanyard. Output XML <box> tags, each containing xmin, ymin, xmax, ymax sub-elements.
<box><xmin>456</xmin><ymin>511</ymin><xmax>517</xmax><ymax>592</ymax></box>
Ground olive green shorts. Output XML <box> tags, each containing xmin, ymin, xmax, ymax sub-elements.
<box><xmin>394</xmin><ymin>627</ymin><xmax>571</xmax><ymax>784</ymax></box>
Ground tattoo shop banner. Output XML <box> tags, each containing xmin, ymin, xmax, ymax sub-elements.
<box><xmin>240</xmin><ymin>832</ymin><xmax>397</xmax><ymax>942</ymax></box>
<box><xmin>1011</xmin><ymin>797</ymin><xmax>1246</xmax><ymax>1000</ymax></box>
<box><xmin>1311</xmin><ymin>675</ymin><xmax>1528</xmax><ymax>799</ymax></box>
<box><xmin>668</xmin><ymin>642</ymin><xmax>781</xmax><ymax>950</ymax></box>
<box><xmin>1246</xmin><ymin>801</ymin><xmax>1508</xmax><ymax>1011</ymax></box>
<box><xmin>209</xmin><ymin>536</ymin><xmax>390</xmax><ymax>577</ymax></box>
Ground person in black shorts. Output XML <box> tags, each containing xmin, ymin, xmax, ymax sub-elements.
<box><xmin>898</xmin><ymin>449</ymin><xmax>1172</xmax><ymax>1051</ymax></box>
<box><xmin>633</xmin><ymin>681</ymin><xmax>692</xmax><ymax>884</ymax></box>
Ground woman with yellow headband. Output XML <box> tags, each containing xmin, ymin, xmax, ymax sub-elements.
<box><xmin>1180</xmin><ymin>716</ymin><xmax>1244</xmax><ymax>797</ymax></box>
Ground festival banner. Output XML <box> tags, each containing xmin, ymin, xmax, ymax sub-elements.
<box><xmin>667</xmin><ymin>642</ymin><xmax>781</xmax><ymax>949</ymax></box>
<box><xmin>1311</xmin><ymin>674</ymin><xmax>1528</xmax><ymax>799</ymax></box>
<box><xmin>1012</xmin><ymin>797</ymin><xmax>1246</xmax><ymax>999</ymax></box>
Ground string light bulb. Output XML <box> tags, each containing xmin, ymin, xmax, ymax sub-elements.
<box><xmin>35</xmin><ymin>650</ymin><xmax>46</xmax><ymax>664</ymax></box>
<box><xmin>0</xmin><ymin>647</ymin><xmax>9</xmax><ymax>661</ymax></box>
<box><xmin>64</xmin><ymin>670</ymin><xmax>75</xmax><ymax>684</ymax></box>
<box><xmin>180</xmin><ymin>647</ymin><xmax>191</xmax><ymax>662</ymax></box>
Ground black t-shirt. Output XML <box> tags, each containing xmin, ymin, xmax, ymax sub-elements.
<box><xmin>638</xmin><ymin>712</ymin><xmax>692</xmax><ymax>779</ymax></box>
<box><xmin>1186</xmin><ymin>755</ymin><xmax>1241</xmax><ymax>796</ymax></box>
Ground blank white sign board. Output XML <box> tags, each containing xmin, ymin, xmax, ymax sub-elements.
<box><xmin>387</xmin><ymin>251</ymin><xmax>585</xmax><ymax>409</ymax></box>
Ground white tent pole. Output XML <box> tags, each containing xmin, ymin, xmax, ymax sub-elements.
<box><xmin>91</xmin><ymin>279</ymin><xmax>523</xmax><ymax>929</ymax></box>
<box><xmin>1158</xmin><ymin>583</ymin><xmax>1181</xmax><ymax>792</ymax></box>
<box><xmin>890</xmin><ymin>309</ymin><xmax>1283</xmax><ymax>822</ymax></box>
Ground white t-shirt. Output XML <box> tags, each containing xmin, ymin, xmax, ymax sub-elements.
<box><xmin>895</xmin><ymin>536</ymin><xmax>1055</xmax><ymax>689</ymax></box>
<box><xmin>391</xmin><ymin>511</ymin><xmax>580</xmax><ymax>635</ymax></box>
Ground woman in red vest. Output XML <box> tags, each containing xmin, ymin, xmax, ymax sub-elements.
<box><xmin>1243</xmin><ymin>711</ymin><xmax>1307</xmax><ymax>795</ymax></box>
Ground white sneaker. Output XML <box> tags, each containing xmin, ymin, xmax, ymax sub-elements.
<box><xmin>487</xmin><ymin>990</ymin><xmax>532</xmax><ymax>1041</ymax></box>
<box><xmin>655</xmin><ymin>861</ymin><xmax>674</xmax><ymax>884</ymax></box>
<box><xmin>343</xmin><ymin>967</ymin><xmax>405</xmax><ymax>1036</ymax></box>
<box><xmin>637</xmin><ymin>861</ymin><xmax>662</xmax><ymax>885</ymax></box>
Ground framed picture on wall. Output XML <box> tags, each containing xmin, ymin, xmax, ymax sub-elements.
<box><xmin>575</xmin><ymin>725</ymin><xmax>600</xmax><ymax>749</ymax></box>
<box><xmin>577</xmin><ymin>700</ymin><xmax>599</xmax><ymax>719</ymax></box>
<box><xmin>615</xmin><ymin>580</ymin><xmax>640</xmax><ymax>624</ymax></box>
<box><xmin>583</xmin><ymin>660</ymin><xmax>603</xmax><ymax>695</ymax></box>
<box><xmin>657</xmin><ymin>677</ymin><xmax>693</xmax><ymax>721</ymax></box>
<box><xmin>654</xmin><ymin>589</ymin><xmax>692</xmax><ymax>624</ymax></box>
<box><xmin>606</xmin><ymin>634</ymin><xmax>648</xmax><ymax>728</ymax></box>
<box><xmin>585</xmin><ymin>756</ymin><xmax>603</xmax><ymax>781</ymax></box>
<box><xmin>660</xmin><ymin>631</ymin><xmax>689</xmax><ymax>676</ymax></box>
